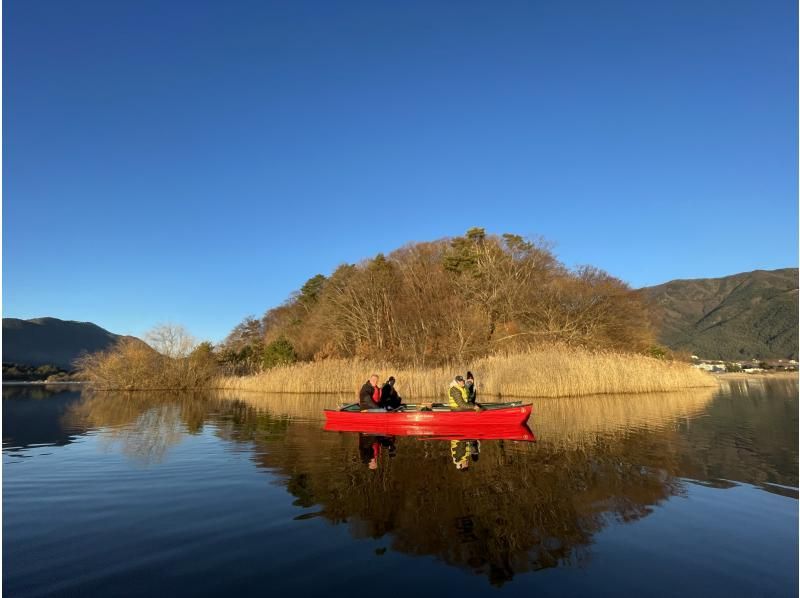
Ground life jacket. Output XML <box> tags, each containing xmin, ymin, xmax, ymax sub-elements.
<box><xmin>447</xmin><ymin>381</ymin><xmax>469</xmax><ymax>409</ymax></box>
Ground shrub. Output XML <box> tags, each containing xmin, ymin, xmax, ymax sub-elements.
<box><xmin>645</xmin><ymin>346</ymin><xmax>669</xmax><ymax>359</ymax></box>
<box><xmin>263</xmin><ymin>338</ymin><xmax>297</xmax><ymax>369</ymax></box>
<box><xmin>76</xmin><ymin>326</ymin><xmax>219</xmax><ymax>390</ymax></box>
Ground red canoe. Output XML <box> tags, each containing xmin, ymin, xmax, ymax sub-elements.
<box><xmin>323</xmin><ymin>402</ymin><xmax>533</xmax><ymax>440</ymax></box>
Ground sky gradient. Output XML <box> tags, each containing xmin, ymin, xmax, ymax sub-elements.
<box><xmin>4</xmin><ymin>0</ymin><xmax>797</xmax><ymax>342</ymax></box>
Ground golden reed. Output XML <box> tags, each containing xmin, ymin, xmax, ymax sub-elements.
<box><xmin>214</xmin><ymin>347</ymin><xmax>716</xmax><ymax>399</ymax></box>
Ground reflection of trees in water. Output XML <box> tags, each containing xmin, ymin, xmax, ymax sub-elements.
<box><xmin>676</xmin><ymin>378</ymin><xmax>798</xmax><ymax>490</ymax></box>
<box><xmin>103</xmin><ymin>404</ymin><xmax>184</xmax><ymax>465</ymax></box>
<box><xmin>2</xmin><ymin>384</ymin><xmax>82</xmax><ymax>401</ymax></box>
<box><xmin>50</xmin><ymin>383</ymin><xmax>795</xmax><ymax>583</ymax></box>
<box><xmin>227</xmin><ymin>416</ymin><xmax>688</xmax><ymax>586</ymax></box>
<box><xmin>63</xmin><ymin>391</ymin><xmax>212</xmax><ymax>465</ymax></box>
<box><xmin>3</xmin><ymin>387</ymin><xmax>87</xmax><ymax>451</ymax></box>
<box><xmin>206</xmin><ymin>387</ymin><xmax>724</xmax><ymax>585</ymax></box>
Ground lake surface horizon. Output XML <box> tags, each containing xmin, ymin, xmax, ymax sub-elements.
<box><xmin>4</xmin><ymin>380</ymin><xmax>798</xmax><ymax>597</ymax></box>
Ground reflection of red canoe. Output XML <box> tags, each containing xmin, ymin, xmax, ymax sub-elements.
<box><xmin>324</xmin><ymin>420</ymin><xmax>535</xmax><ymax>441</ymax></box>
<box><xmin>323</xmin><ymin>403</ymin><xmax>534</xmax><ymax>441</ymax></box>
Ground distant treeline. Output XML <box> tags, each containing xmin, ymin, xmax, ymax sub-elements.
<box><xmin>2</xmin><ymin>362</ymin><xmax>75</xmax><ymax>382</ymax></box>
<box><xmin>218</xmin><ymin>228</ymin><xmax>657</xmax><ymax>374</ymax></box>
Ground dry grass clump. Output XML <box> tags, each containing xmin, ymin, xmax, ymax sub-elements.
<box><xmin>476</xmin><ymin>348</ymin><xmax>715</xmax><ymax>397</ymax></box>
<box><xmin>76</xmin><ymin>338</ymin><xmax>218</xmax><ymax>390</ymax></box>
<box><xmin>214</xmin><ymin>346</ymin><xmax>715</xmax><ymax>399</ymax></box>
<box><xmin>215</xmin><ymin>358</ymin><xmax>451</xmax><ymax>398</ymax></box>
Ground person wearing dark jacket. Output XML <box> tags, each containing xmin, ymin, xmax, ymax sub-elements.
<box><xmin>380</xmin><ymin>376</ymin><xmax>402</xmax><ymax>409</ymax></box>
<box><xmin>359</xmin><ymin>374</ymin><xmax>382</xmax><ymax>410</ymax></box>
<box><xmin>465</xmin><ymin>371</ymin><xmax>477</xmax><ymax>404</ymax></box>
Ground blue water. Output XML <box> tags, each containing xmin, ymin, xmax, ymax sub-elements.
<box><xmin>3</xmin><ymin>380</ymin><xmax>797</xmax><ymax>597</ymax></box>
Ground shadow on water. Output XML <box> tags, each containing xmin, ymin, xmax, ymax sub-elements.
<box><xmin>3</xmin><ymin>378</ymin><xmax>797</xmax><ymax>588</ymax></box>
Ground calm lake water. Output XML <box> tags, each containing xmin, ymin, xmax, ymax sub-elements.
<box><xmin>3</xmin><ymin>380</ymin><xmax>798</xmax><ymax>597</ymax></box>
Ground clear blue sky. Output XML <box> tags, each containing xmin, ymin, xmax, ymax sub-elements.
<box><xmin>4</xmin><ymin>0</ymin><xmax>797</xmax><ymax>342</ymax></box>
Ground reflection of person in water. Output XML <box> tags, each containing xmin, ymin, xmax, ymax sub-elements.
<box><xmin>469</xmin><ymin>440</ymin><xmax>480</xmax><ymax>462</ymax></box>
<box><xmin>451</xmin><ymin>439</ymin><xmax>480</xmax><ymax>470</ymax></box>
<box><xmin>359</xmin><ymin>434</ymin><xmax>396</xmax><ymax>469</ymax></box>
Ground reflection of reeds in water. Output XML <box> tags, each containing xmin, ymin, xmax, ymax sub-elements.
<box><xmin>716</xmin><ymin>375</ymin><xmax>798</xmax><ymax>399</ymax></box>
<box><xmin>55</xmin><ymin>387</ymin><xmax>719</xmax><ymax>582</ymax></box>
<box><xmin>212</xmin><ymin>387</ymin><xmax>718</xmax><ymax>449</ymax></box>
<box><xmin>215</xmin><ymin>348</ymin><xmax>715</xmax><ymax>398</ymax></box>
<box><xmin>212</xmin><ymin>390</ymin><xmax>342</xmax><ymax>421</ymax></box>
<box><xmin>69</xmin><ymin>386</ymin><xmax>718</xmax><ymax>462</ymax></box>
<box><xmin>532</xmin><ymin>387</ymin><xmax>717</xmax><ymax>447</ymax></box>
<box><xmin>243</xmin><ymin>409</ymin><xmax>689</xmax><ymax>583</ymax></box>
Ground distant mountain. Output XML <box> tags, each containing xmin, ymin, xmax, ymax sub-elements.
<box><xmin>642</xmin><ymin>268</ymin><xmax>798</xmax><ymax>360</ymax></box>
<box><xmin>2</xmin><ymin>317</ymin><xmax>140</xmax><ymax>370</ymax></box>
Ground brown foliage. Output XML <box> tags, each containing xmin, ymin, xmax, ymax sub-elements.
<box><xmin>76</xmin><ymin>326</ymin><xmax>219</xmax><ymax>390</ymax></box>
<box><xmin>222</xmin><ymin>229</ymin><xmax>657</xmax><ymax>369</ymax></box>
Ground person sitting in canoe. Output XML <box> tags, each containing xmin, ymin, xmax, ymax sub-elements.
<box><xmin>359</xmin><ymin>374</ymin><xmax>382</xmax><ymax>410</ymax></box>
<box><xmin>448</xmin><ymin>375</ymin><xmax>480</xmax><ymax>411</ymax></box>
<box><xmin>380</xmin><ymin>376</ymin><xmax>402</xmax><ymax>409</ymax></box>
<box><xmin>465</xmin><ymin>371</ymin><xmax>477</xmax><ymax>404</ymax></box>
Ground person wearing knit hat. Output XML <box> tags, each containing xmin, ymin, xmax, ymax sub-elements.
<box><xmin>465</xmin><ymin>371</ymin><xmax>477</xmax><ymax>404</ymax></box>
<box><xmin>380</xmin><ymin>375</ymin><xmax>402</xmax><ymax>409</ymax></box>
<box><xmin>448</xmin><ymin>375</ymin><xmax>473</xmax><ymax>410</ymax></box>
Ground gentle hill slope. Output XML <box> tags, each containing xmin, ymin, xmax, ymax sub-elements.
<box><xmin>2</xmin><ymin>317</ymin><xmax>137</xmax><ymax>369</ymax></box>
<box><xmin>642</xmin><ymin>268</ymin><xmax>798</xmax><ymax>360</ymax></box>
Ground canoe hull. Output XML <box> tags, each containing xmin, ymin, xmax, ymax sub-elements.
<box><xmin>323</xmin><ymin>404</ymin><xmax>533</xmax><ymax>440</ymax></box>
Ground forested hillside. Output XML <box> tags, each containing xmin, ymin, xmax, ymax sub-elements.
<box><xmin>2</xmin><ymin>317</ymin><xmax>135</xmax><ymax>370</ymax></box>
<box><xmin>642</xmin><ymin>268</ymin><xmax>798</xmax><ymax>360</ymax></box>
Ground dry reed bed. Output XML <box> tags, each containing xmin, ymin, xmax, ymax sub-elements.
<box><xmin>215</xmin><ymin>347</ymin><xmax>716</xmax><ymax>398</ymax></box>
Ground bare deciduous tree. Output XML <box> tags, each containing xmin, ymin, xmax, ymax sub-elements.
<box><xmin>228</xmin><ymin>229</ymin><xmax>656</xmax><ymax>367</ymax></box>
<box><xmin>145</xmin><ymin>323</ymin><xmax>197</xmax><ymax>358</ymax></box>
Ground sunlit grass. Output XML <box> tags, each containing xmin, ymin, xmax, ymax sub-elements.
<box><xmin>214</xmin><ymin>346</ymin><xmax>716</xmax><ymax>398</ymax></box>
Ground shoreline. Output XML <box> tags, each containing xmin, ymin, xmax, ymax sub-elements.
<box><xmin>713</xmin><ymin>371</ymin><xmax>798</xmax><ymax>380</ymax></box>
<box><xmin>2</xmin><ymin>380</ymin><xmax>88</xmax><ymax>386</ymax></box>
<box><xmin>7</xmin><ymin>369</ymin><xmax>795</xmax><ymax>395</ymax></box>
<box><xmin>209</xmin><ymin>383</ymin><xmax>717</xmax><ymax>400</ymax></box>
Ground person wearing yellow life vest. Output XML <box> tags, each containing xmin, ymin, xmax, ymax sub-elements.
<box><xmin>448</xmin><ymin>375</ymin><xmax>479</xmax><ymax>411</ymax></box>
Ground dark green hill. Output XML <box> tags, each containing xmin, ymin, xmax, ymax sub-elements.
<box><xmin>2</xmin><ymin>317</ymin><xmax>139</xmax><ymax>370</ymax></box>
<box><xmin>642</xmin><ymin>268</ymin><xmax>798</xmax><ymax>360</ymax></box>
